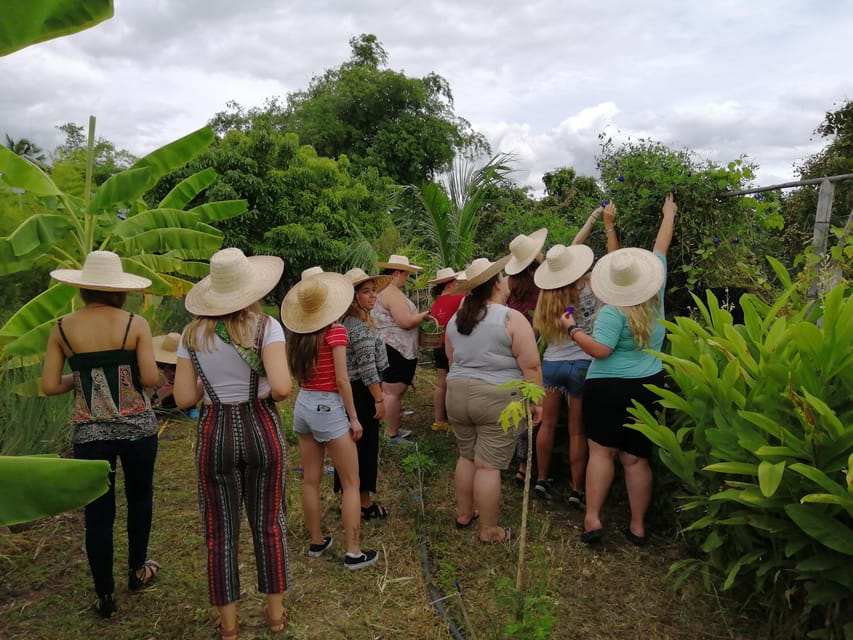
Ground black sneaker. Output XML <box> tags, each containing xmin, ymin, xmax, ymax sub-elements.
<box><xmin>308</xmin><ymin>536</ymin><xmax>333</xmax><ymax>557</ymax></box>
<box><xmin>568</xmin><ymin>490</ymin><xmax>586</xmax><ymax>510</ymax></box>
<box><xmin>533</xmin><ymin>479</ymin><xmax>553</xmax><ymax>500</ymax></box>
<box><xmin>344</xmin><ymin>549</ymin><xmax>379</xmax><ymax>570</ymax></box>
<box><xmin>94</xmin><ymin>593</ymin><xmax>117</xmax><ymax>619</ymax></box>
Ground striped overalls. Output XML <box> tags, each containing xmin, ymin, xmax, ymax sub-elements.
<box><xmin>188</xmin><ymin>320</ymin><xmax>290</xmax><ymax>605</ymax></box>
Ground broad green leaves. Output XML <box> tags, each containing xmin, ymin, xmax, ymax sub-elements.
<box><xmin>0</xmin><ymin>0</ymin><xmax>113</xmax><ymax>56</ymax></box>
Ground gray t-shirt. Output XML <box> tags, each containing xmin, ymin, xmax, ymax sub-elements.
<box><xmin>446</xmin><ymin>304</ymin><xmax>522</xmax><ymax>385</ymax></box>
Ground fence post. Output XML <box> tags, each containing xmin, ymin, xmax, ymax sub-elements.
<box><xmin>811</xmin><ymin>178</ymin><xmax>835</xmax><ymax>255</ymax></box>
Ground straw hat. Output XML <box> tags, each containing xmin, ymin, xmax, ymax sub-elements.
<box><xmin>152</xmin><ymin>332</ymin><xmax>181</xmax><ymax>365</ymax></box>
<box><xmin>301</xmin><ymin>266</ymin><xmax>324</xmax><ymax>280</ymax></box>
<box><xmin>50</xmin><ymin>251</ymin><xmax>151</xmax><ymax>291</ymax></box>
<box><xmin>456</xmin><ymin>255</ymin><xmax>511</xmax><ymax>292</ymax></box>
<box><xmin>590</xmin><ymin>248</ymin><xmax>665</xmax><ymax>307</ymax></box>
<box><xmin>534</xmin><ymin>244</ymin><xmax>594</xmax><ymax>290</ymax></box>
<box><xmin>375</xmin><ymin>254</ymin><xmax>423</xmax><ymax>273</ymax></box>
<box><xmin>428</xmin><ymin>267</ymin><xmax>459</xmax><ymax>285</ymax></box>
<box><xmin>280</xmin><ymin>273</ymin><xmax>354</xmax><ymax>334</ymax></box>
<box><xmin>345</xmin><ymin>268</ymin><xmax>391</xmax><ymax>292</ymax></box>
<box><xmin>185</xmin><ymin>248</ymin><xmax>283</xmax><ymax>316</ymax></box>
<box><xmin>505</xmin><ymin>228</ymin><xmax>548</xmax><ymax>275</ymax></box>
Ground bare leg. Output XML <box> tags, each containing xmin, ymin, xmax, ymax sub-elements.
<box><xmin>583</xmin><ymin>440</ymin><xmax>618</xmax><ymax>533</ymax></box>
<box><xmin>433</xmin><ymin>367</ymin><xmax>449</xmax><ymax>424</ymax></box>
<box><xmin>535</xmin><ymin>389</ymin><xmax>562</xmax><ymax>481</ymax></box>
<box><xmin>326</xmin><ymin>434</ymin><xmax>363</xmax><ymax>555</ymax></box>
<box><xmin>383</xmin><ymin>381</ymin><xmax>408</xmax><ymax>436</ymax></box>
<box><xmin>473</xmin><ymin>460</ymin><xmax>505</xmax><ymax>542</ymax></box>
<box><xmin>217</xmin><ymin>602</ymin><xmax>238</xmax><ymax>634</ymax></box>
<box><xmin>620</xmin><ymin>451</ymin><xmax>652</xmax><ymax>538</ymax></box>
<box><xmin>567</xmin><ymin>395</ymin><xmax>588</xmax><ymax>491</ymax></box>
<box><xmin>264</xmin><ymin>592</ymin><xmax>286</xmax><ymax>630</ymax></box>
<box><xmin>298</xmin><ymin>435</ymin><xmax>326</xmax><ymax>545</ymax></box>
<box><xmin>454</xmin><ymin>456</ymin><xmax>476</xmax><ymax>523</ymax></box>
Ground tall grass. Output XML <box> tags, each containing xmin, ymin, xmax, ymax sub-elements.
<box><xmin>0</xmin><ymin>364</ymin><xmax>71</xmax><ymax>456</ymax></box>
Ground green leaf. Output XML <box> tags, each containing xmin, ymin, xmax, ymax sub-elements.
<box><xmin>112</xmin><ymin>227</ymin><xmax>222</xmax><ymax>255</ymax></box>
<box><xmin>158</xmin><ymin>167</ymin><xmax>217</xmax><ymax>209</ymax></box>
<box><xmin>785</xmin><ymin>503</ymin><xmax>853</xmax><ymax>556</ymax></box>
<box><xmin>704</xmin><ymin>462</ymin><xmax>758</xmax><ymax>475</ymax></box>
<box><xmin>0</xmin><ymin>0</ymin><xmax>113</xmax><ymax>56</ymax></box>
<box><xmin>1</xmin><ymin>318</ymin><xmax>57</xmax><ymax>357</ymax></box>
<box><xmin>131</xmin><ymin>126</ymin><xmax>215</xmax><ymax>185</ymax></box>
<box><xmin>0</xmin><ymin>284</ymin><xmax>75</xmax><ymax>340</ymax></box>
<box><xmin>0</xmin><ymin>146</ymin><xmax>62</xmax><ymax>195</ymax></box>
<box><xmin>0</xmin><ymin>455</ymin><xmax>111</xmax><ymax>526</ymax></box>
<box><xmin>789</xmin><ymin>463</ymin><xmax>850</xmax><ymax>498</ymax></box>
<box><xmin>757</xmin><ymin>460</ymin><xmax>786</xmax><ymax>497</ymax></box>
<box><xmin>112</xmin><ymin>208</ymin><xmax>201</xmax><ymax>237</ymax></box>
<box><xmin>87</xmin><ymin>166</ymin><xmax>151</xmax><ymax>213</ymax></box>
<box><xmin>187</xmin><ymin>200</ymin><xmax>248</xmax><ymax>224</ymax></box>
<box><xmin>498</xmin><ymin>400</ymin><xmax>525</xmax><ymax>432</ymax></box>
<box><xmin>3</xmin><ymin>214</ymin><xmax>75</xmax><ymax>258</ymax></box>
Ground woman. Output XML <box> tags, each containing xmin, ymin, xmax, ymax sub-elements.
<box><xmin>504</xmin><ymin>229</ymin><xmax>547</xmax><ymax>482</ymax></box>
<box><xmin>174</xmin><ymin>248</ymin><xmax>292</xmax><ymax>638</ymax></box>
<box><xmin>281</xmin><ymin>273</ymin><xmax>380</xmax><ymax>570</ymax></box>
<box><xmin>531</xmin><ymin>244</ymin><xmax>596</xmax><ymax>506</ymax></box>
<box><xmin>372</xmin><ymin>254</ymin><xmax>429</xmax><ymax>442</ymax></box>
<box><xmin>427</xmin><ymin>267</ymin><xmax>465</xmax><ymax>432</ymax></box>
<box><xmin>332</xmin><ymin>267</ymin><xmax>392</xmax><ymax>520</ymax></box>
<box><xmin>563</xmin><ymin>194</ymin><xmax>677</xmax><ymax>546</ymax></box>
<box><xmin>41</xmin><ymin>250</ymin><xmax>160</xmax><ymax>619</ymax></box>
<box><xmin>445</xmin><ymin>257</ymin><xmax>543</xmax><ymax>543</ymax></box>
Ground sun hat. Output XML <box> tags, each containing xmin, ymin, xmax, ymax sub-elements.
<box><xmin>375</xmin><ymin>254</ymin><xmax>423</xmax><ymax>273</ymax></box>
<box><xmin>456</xmin><ymin>255</ymin><xmax>511</xmax><ymax>293</ymax></box>
<box><xmin>534</xmin><ymin>244</ymin><xmax>595</xmax><ymax>290</ymax></box>
<box><xmin>301</xmin><ymin>266</ymin><xmax>324</xmax><ymax>280</ymax></box>
<box><xmin>428</xmin><ymin>267</ymin><xmax>459</xmax><ymax>285</ymax></box>
<box><xmin>505</xmin><ymin>228</ymin><xmax>548</xmax><ymax>275</ymax></box>
<box><xmin>345</xmin><ymin>267</ymin><xmax>391</xmax><ymax>292</ymax></box>
<box><xmin>590</xmin><ymin>248</ymin><xmax>665</xmax><ymax>307</ymax></box>
<box><xmin>185</xmin><ymin>248</ymin><xmax>284</xmax><ymax>316</ymax></box>
<box><xmin>50</xmin><ymin>250</ymin><xmax>152</xmax><ymax>291</ymax></box>
<box><xmin>280</xmin><ymin>272</ymin><xmax>354</xmax><ymax>334</ymax></box>
<box><xmin>152</xmin><ymin>333</ymin><xmax>181</xmax><ymax>365</ymax></box>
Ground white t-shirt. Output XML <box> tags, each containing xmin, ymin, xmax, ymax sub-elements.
<box><xmin>177</xmin><ymin>315</ymin><xmax>285</xmax><ymax>403</ymax></box>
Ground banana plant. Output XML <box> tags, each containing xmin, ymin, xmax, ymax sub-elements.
<box><xmin>1</xmin><ymin>0</ymin><xmax>114</xmax><ymax>57</ymax></box>
<box><xmin>0</xmin><ymin>123</ymin><xmax>248</xmax><ymax>359</ymax></box>
<box><xmin>0</xmin><ymin>455</ymin><xmax>111</xmax><ymax>526</ymax></box>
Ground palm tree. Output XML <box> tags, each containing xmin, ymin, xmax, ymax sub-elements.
<box><xmin>392</xmin><ymin>153</ymin><xmax>514</xmax><ymax>270</ymax></box>
<box><xmin>4</xmin><ymin>134</ymin><xmax>47</xmax><ymax>168</ymax></box>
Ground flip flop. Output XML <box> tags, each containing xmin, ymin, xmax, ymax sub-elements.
<box><xmin>455</xmin><ymin>511</ymin><xmax>479</xmax><ymax>529</ymax></box>
<box><xmin>623</xmin><ymin>527</ymin><xmax>648</xmax><ymax>547</ymax></box>
<box><xmin>580</xmin><ymin>528</ymin><xmax>604</xmax><ymax>545</ymax></box>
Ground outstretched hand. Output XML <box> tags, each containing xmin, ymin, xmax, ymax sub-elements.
<box><xmin>662</xmin><ymin>192</ymin><xmax>677</xmax><ymax>217</ymax></box>
<box><xmin>603</xmin><ymin>202</ymin><xmax>617</xmax><ymax>226</ymax></box>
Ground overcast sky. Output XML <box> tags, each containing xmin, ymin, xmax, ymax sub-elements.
<box><xmin>1</xmin><ymin>1</ymin><xmax>851</xmax><ymax>193</ymax></box>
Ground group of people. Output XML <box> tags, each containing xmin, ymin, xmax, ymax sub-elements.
<box><xmin>40</xmin><ymin>193</ymin><xmax>676</xmax><ymax>637</ymax></box>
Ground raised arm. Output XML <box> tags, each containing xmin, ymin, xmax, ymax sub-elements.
<box><xmin>602</xmin><ymin>202</ymin><xmax>621</xmax><ymax>253</ymax></box>
<box><xmin>571</xmin><ymin>206</ymin><xmax>602</xmax><ymax>246</ymax></box>
<box><xmin>653</xmin><ymin>193</ymin><xmax>678</xmax><ymax>255</ymax></box>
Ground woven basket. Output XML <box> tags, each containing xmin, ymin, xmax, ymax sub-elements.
<box><xmin>418</xmin><ymin>327</ymin><xmax>444</xmax><ymax>349</ymax></box>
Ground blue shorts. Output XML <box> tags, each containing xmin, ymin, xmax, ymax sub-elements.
<box><xmin>542</xmin><ymin>359</ymin><xmax>590</xmax><ymax>397</ymax></box>
<box><xmin>293</xmin><ymin>390</ymin><xmax>350</xmax><ymax>443</ymax></box>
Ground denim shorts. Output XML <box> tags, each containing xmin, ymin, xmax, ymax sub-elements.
<box><xmin>293</xmin><ymin>390</ymin><xmax>350</xmax><ymax>443</ymax></box>
<box><xmin>542</xmin><ymin>359</ymin><xmax>590</xmax><ymax>397</ymax></box>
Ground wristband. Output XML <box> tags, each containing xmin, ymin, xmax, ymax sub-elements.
<box><xmin>605</xmin><ymin>227</ymin><xmax>616</xmax><ymax>234</ymax></box>
<box><xmin>569</xmin><ymin>327</ymin><xmax>582</xmax><ymax>340</ymax></box>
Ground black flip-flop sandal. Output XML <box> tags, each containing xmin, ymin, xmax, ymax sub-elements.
<box><xmin>361</xmin><ymin>503</ymin><xmax>389</xmax><ymax>520</ymax></box>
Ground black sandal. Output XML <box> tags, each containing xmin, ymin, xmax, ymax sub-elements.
<box><xmin>361</xmin><ymin>503</ymin><xmax>389</xmax><ymax>520</ymax></box>
<box><xmin>128</xmin><ymin>560</ymin><xmax>161</xmax><ymax>590</ymax></box>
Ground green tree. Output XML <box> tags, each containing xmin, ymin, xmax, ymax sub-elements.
<box><xmin>285</xmin><ymin>34</ymin><xmax>489</xmax><ymax>185</ymax></box>
<box><xmin>4</xmin><ymin>134</ymin><xmax>47</xmax><ymax>168</ymax></box>
<box><xmin>52</xmin><ymin>121</ymin><xmax>138</xmax><ymax>192</ymax></box>
<box><xmin>0</xmin><ymin>124</ymin><xmax>247</xmax><ymax>359</ymax></box>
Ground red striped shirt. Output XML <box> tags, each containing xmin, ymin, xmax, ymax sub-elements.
<box><xmin>301</xmin><ymin>324</ymin><xmax>348</xmax><ymax>392</ymax></box>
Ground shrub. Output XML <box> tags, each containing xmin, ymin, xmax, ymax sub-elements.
<box><xmin>630</xmin><ymin>279</ymin><xmax>852</xmax><ymax>638</ymax></box>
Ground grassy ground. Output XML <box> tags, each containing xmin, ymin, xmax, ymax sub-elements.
<box><xmin>0</xmin><ymin>366</ymin><xmax>760</xmax><ymax>639</ymax></box>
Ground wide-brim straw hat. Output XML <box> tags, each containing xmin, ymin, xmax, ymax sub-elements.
<box><xmin>505</xmin><ymin>228</ymin><xmax>548</xmax><ymax>275</ymax></box>
<box><xmin>428</xmin><ymin>267</ymin><xmax>459</xmax><ymax>285</ymax></box>
<box><xmin>301</xmin><ymin>266</ymin><xmax>324</xmax><ymax>280</ymax></box>
<box><xmin>375</xmin><ymin>254</ymin><xmax>423</xmax><ymax>273</ymax></box>
<box><xmin>280</xmin><ymin>272</ymin><xmax>354</xmax><ymax>334</ymax></box>
<box><xmin>345</xmin><ymin>268</ymin><xmax>391</xmax><ymax>292</ymax></box>
<box><xmin>534</xmin><ymin>244</ymin><xmax>594</xmax><ymax>290</ymax></box>
<box><xmin>185</xmin><ymin>248</ymin><xmax>284</xmax><ymax>316</ymax></box>
<box><xmin>50</xmin><ymin>250</ymin><xmax>151</xmax><ymax>291</ymax></box>
<box><xmin>152</xmin><ymin>332</ymin><xmax>181</xmax><ymax>365</ymax></box>
<box><xmin>590</xmin><ymin>248</ymin><xmax>665</xmax><ymax>307</ymax></box>
<box><xmin>456</xmin><ymin>255</ymin><xmax>511</xmax><ymax>293</ymax></box>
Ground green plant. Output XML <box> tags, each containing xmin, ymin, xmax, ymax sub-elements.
<box><xmin>495</xmin><ymin>575</ymin><xmax>556</xmax><ymax>640</ymax></box>
<box><xmin>498</xmin><ymin>379</ymin><xmax>546</xmax><ymax>591</ymax></box>
<box><xmin>629</xmin><ymin>276</ymin><xmax>852</xmax><ymax>638</ymax></box>
<box><xmin>0</xmin><ymin>364</ymin><xmax>70</xmax><ymax>455</ymax></box>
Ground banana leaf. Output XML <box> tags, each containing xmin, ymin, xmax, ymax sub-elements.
<box><xmin>0</xmin><ymin>455</ymin><xmax>111</xmax><ymax>526</ymax></box>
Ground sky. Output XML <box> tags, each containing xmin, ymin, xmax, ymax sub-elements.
<box><xmin>1</xmin><ymin>0</ymin><xmax>851</xmax><ymax>194</ymax></box>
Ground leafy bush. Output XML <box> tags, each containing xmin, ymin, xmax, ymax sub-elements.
<box><xmin>630</xmin><ymin>278</ymin><xmax>852</xmax><ymax>638</ymax></box>
<box><xmin>0</xmin><ymin>364</ymin><xmax>70</xmax><ymax>455</ymax></box>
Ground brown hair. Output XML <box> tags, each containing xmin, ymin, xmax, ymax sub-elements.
<box><xmin>80</xmin><ymin>288</ymin><xmax>127</xmax><ymax>308</ymax></box>
<box><xmin>183</xmin><ymin>302</ymin><xmax>261</xmax><ymax>352</ymax></box>
<box><xmin>346</xmin><ymin>281</ymin><xmax>376</xmax><ymax>328</ymax></box>
<box><xmin>507</xmin><ymin>262</ymin><xmax>538</xmax><ymax>303</ymax></box>
<box><xmin>454</xmin><ymin>275</ymin><xmax>498</xmax><ymax>335</ymax></box>
<box><xmin>286</xmin><ymin>329</ymin><xmax>322</xmax><ymax>384</ymax></box>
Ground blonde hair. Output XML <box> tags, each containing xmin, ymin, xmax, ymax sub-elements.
<box><xmin>533</xmin><ymin>275</ymin><xmax>589</xmax><ymax>345</ymax></box>
<box><xmin>183</xmin><ymin>303</ymin><xmax>261</xmax><ymax>352</ymax></box>
<box><xmin>619</xmin><ymin>294</ymin><xmax>660</xmax><ymax>349</ymax></box>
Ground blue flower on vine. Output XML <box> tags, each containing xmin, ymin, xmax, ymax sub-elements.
<box><xmin>617</xmin><ymin>175</ymin><xmax>625</xmax><ymax>182</ymax></box>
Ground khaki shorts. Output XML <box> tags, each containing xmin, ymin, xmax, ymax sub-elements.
<box><xmin>446</xmin><ymin>377</ymin><xmax>524</xmax><ymax>470</ymax></box>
